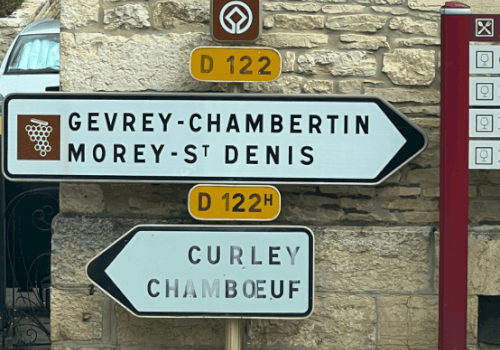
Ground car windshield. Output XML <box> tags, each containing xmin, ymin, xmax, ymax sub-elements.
<box><xmin>6</xmin><ymin>33</ymin><xmax>59</xmax><ymax>74</ymax></box>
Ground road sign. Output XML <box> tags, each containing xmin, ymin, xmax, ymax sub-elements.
<box><xmin>470</xmin><ymin>109</ymin><xmax>500</xmax><ymax>137</ymax></box>
<box><xmin>188</xmin><ymin>185</ymin><xmax>281</xmax><ymax>221</ymax></box>
<box><xmin>2</xmin><ymin>93</ymin><xmax>427</xmax><ymax>185</ymax></box>
<box><xmin>211</xmin><ymin>0</ymin><xmax>261</xmax><ymax>43</ymax></box>
<box><xmin>469</xmin><ymin>140</ymin><xmax>500</xmax><ymax>169</ymax></box>
<box><xmin>470</xmin><ymin>45</ymin><xmax>500</xmax><ymax>74</ymax></box>
<box><xmin>471</xmin><ymin>15</ymin><xmax>500</xmax><ymax>41</ymax></box>
<box><xmin>470</xmin><ymin>77</ymin><xmax>500</xmax><ymax>105</ymax></box>
<box><xmin>190</xmin><ymin>47</ymin><xmax>281</xmax><ymax>82</ymax></box>
<box><xmin>86</xmin><ymin>225</ymin><xmax>314</xmax><ymax>318</ymax></box>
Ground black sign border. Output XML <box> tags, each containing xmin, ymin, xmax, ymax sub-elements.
<box><xmin>3</xmin><ymin>93</ymin><xmax>428</xmax><ymax>185</ymax></box>
<box><xmin>86</xmin><ymin>225</ymin><xmax>315</xmax><ymax>319</ymax></box>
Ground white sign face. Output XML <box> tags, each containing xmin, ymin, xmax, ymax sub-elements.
<box><xmin>469</xmin><ymin>140</ymin><xmax>500</xmax><ymax>169</ymax></box>
<box><xmin>470</xmin><ymin>45</ymin><xmax>500</xmax><ymax>74</ymax></box>
<box><xmin>86</xmin><ymin>225</ymin><xmax>314</xmax><ymax>318</ymax></box>
<box><xmin>470</xmin><ymin>77</ymin><xmax>500</xmax><ymax>106</ymax></box>
<box><xmin>470</xmin><ymin>109</ymin><xmax>500</xmax><ymax>137</ymax></box>
<box><xmin>3</xmin><ymin>93</ymin><xmax>427</xmax><ymax>185</ymax></box>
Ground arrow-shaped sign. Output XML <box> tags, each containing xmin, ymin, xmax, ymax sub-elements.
<box><xmin>3</xmin><ymin>93</ymin><xmax>427</xmax><ymax>185</ymax></box>
<box><xmin>86</xmin><ymin>225</ymin><xmax>314</xmax><ymax>318</ymax></box>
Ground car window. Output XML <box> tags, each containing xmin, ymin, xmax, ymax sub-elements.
<box><xmin>6</xmin><ymin>33</ymin><xmax>59</xmax><ymax>74</ymax></box>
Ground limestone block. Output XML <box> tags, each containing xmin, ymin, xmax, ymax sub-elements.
<box><xmin>320</xmin><ymin>186</ymin><xmax>376</xmax><ymax>196</ymax></box>
<box><xmin>371</xmin><ymin>6</ymin><xmax>409</xmax><ymax>14</ymax></box>
<box><xmin>116</xmin><ymin>306</ymin><xmax>224</xmax><ymax>345</ymax></box>
<box><xmin>0</xmin><ymin>28</ymin><xmax>22</xmax><ymax>63</ymax></box>
<box><xmin>257</xmin><ymin>33</ymin><xmax>329</xmax><ymax>48</ymax></box>
<box><xmin>479</xmin><ymin>185</ymin><xmax>500</xmax><ymax>197</ymax></box>
<box><xmin>244</xmin><ymin>75</ymin><xmax>303</xmax><ymax>94</ymax></box>
<box><xmin>51</xmin><ymin>288</ymin><xmax>103</xmax><ymax>341</ymax></box>
<box><xmin>297</xmin><ymin>50</ymin><xmax>377</xmax><ymax>76</ymax></box>
<box><xmin>338</xmin><ymin>79</ymin><xmax>362</xmax><ymax>93</ymax></box>
<box><xmin>103</xmin><ymin>4</ymin><xmax>150</xmax><ymax>30</ymax></box>
<box><xmin>339</xmin><ymin>34</ymin><xmax>389</xmax><ymax>50</ymax></box>
<box><xmin>423</xmin><ymin>187</ymin><xmax>439</xmax><ymax>197</ymax></box>
<box><xmin>486</xmin><ymin>171</ymin><xmax>500</xmax><ymax>184</ymax></box>
<box><xmin>247</xmin><ymin>294</ymin><xmax>376</xmax><ymax>350</ymax></box>
<box><xmin>273</xmin><ymin>14</ymin><xmax>325</xmax><ymax>29</ymax></box>
<box><xmin>389</xmin><ymin>17</ymin><xmax>439</xmax><ymax>36</ymax></box>
<box><xmin>60</xmin><ymin>32</ymin><xmax>216</xmax><ymax>92</ymax></box>
<box><xmin>408</xmin><ymin>0</ymin><xmax>445</xmax><ymax>12</ymax></box>
<box><xmin>398</xmin><ymin>105</ymin><xmax>440</xmax><ymax>116</ymax></box>
<box><xmin>379</xmin><ymin>296</ymin><xmax>438</xmax><ymax>349</ymax></box>
<box><xmin>326</xmin><ymin>14</ymin><xmax>387</xmax><ymax>32</ymax></box>
<box><xmin>340</xmin><ymin>197</ymin><xmax>373</xmax><ymax>209</ymax></box>
<box><xmin>364</xmin><ymin>87</ymin><xmax>440</xmax><ymax>103</ymax></box>
<box><xmin>395</xmin><ymin>38</ymin><xmax>441</xmax><ymax>46</ymax></box>
<box><xmin>51</xmin><ymin>216</ymin><xmax>166</xmax><ymax>286</ymax></box>
<box><xmin>404</xmin><ymin>211</ymin><xmax>439</xmax><ymax>223</ymax></box>
<box><xmin>355</xmin><ymin>0</ymin><xmax>403</xmax><ymax>4</ymax></box>
<box><xmin>303</xmin><ymin>79</ymin><xmax>334</xmax><ymax>93</ymax></box>
<box><xmin>346</xmin><ymin>210</ymin><xmax>400</xmax><ymax>222</ymax></box>
<box><xmin>263</xmin><ymin>16</ymin><xmax>274</xmax><ymax>28</ymax></box>
<box><xmin>322</xmin><ymin>4</ymin><xmax>365</xmax><ymax>13</ymax></box>
<box><xmin>59</xmin><ymin>183</ymin><xmax>104</xmax><ymax>214</ymax></box>
<box><xmin>282</xmin><ymin>51</ymin><xmax>296</xmax><ymax>72</ymax></box>
<box><xmin>378</xmin><ymin>186</ymin><xmax>422</xmax><ymax>197</ymax></box>
<box><xmin>407</xmin><ymin>168</ymin><xmax>439</xmax><ymax>184</ymax></box>
<box><xmin>152</xmin><ymin>0</ymin><xmax>209</xmax><ymax>29</ymax></box>
<box><xmin>280</xmin><ymin>199</ymin><xmax>344</xmax><ymax>223</ymax></box>
<box><xmin>470</xmin><ymin>201</ymin><xmax>500</xmax><ymax>223</ymax></box>
<box><xmin>419</xmin><ymin>12</ymin><xmax>441</xmax><ymax>21</ymax></box>
<box><xmin>128</xmin><ymin>197</ymin><xmax>185</xmax><ymax>215</ymax></box>
<box><xmin>382</xmin><ymin>198</ymin><xmax>438</xmax><ymax>210</ymax></box>
<box><xmin>263</xmin><ymin>3</ymin><xmax>322</xmax><ymax>12</ymax></box>
<box><xmin>60</xmin><ymin>0</ymin><xmax>98</xmax><ymax>29</ymax></box>
<box><xmin>383</xmin><ymin>49</ymin><xmax>436</xmax><ymax>85</ymax></box>
<box><xmin>467</xmin><ymin>230</ymin><xmax>500</xmax><ymax>295</ymax></box>
<box><xmin>462</xmin><ymin>0</ymin><xmax>500</xmax><ymax>14</ymax></box>
<box><xmin>315</xmin><ymin>226</ymin><xmax>431</xmax><ymax>292</ymax></box>
<box><xmin>468</xmin><ymin>296</ymin><xmax>478</xmax><ymax>345</ymax></box>
<box><xmin>408</xmin><ymin>117</ymin><xmax>439</xmax><ymax>128</ymax></box>
<box><xmin>435</xmin><ymin>226</ymin><xmax>500</xmax><ymax>298</ymax></box>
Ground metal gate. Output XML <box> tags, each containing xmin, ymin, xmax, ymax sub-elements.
<box><xmin>1</xmin><ymin>139</ymin><xmax>58</xmax><ymax>349</ymax></box>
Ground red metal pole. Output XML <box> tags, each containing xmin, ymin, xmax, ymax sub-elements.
<box><xmin>439</xmin><ymin>2</ymin><xmax>470</xmax><ymax>350</ymax></box>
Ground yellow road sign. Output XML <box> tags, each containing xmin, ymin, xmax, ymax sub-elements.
<box><xmin>190</xmin><ymin>47</ymin><xmax>281</xmax><ymax>82</ymax></box>
<box><xmin>188</xmin><ymin>184</ymin><xmax>281</xmax><ymax>221</ymax></box>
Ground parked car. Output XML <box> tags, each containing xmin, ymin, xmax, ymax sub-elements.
<box><xmin>0</xmin><ymin>19</ymin><xmax>60</xmax><ymax>119</ymax></box>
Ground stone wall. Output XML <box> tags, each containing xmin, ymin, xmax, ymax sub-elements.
<box><xmin>0</xmin><ymin>0</ymin><xmax>60</xmax><ymax>63</ymax></box>
<box><xmin>53</xmin><ymin>0</ymin><xmax>500</xmax><ymax>349</ymax></box>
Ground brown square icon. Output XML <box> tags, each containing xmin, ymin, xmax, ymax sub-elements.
<box><xmin>17</xmin><ymin>115</ymin><xmax>60</xmax><ymax>160</ymax></box>
<box><xmin>211</xmin><ymin>0</ymin><xmax>261</xmax><ymax>43</ymax></box>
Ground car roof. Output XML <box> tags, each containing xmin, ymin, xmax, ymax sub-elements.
<box><xmin>20</xmin><ymin>19</ymin><xmax>60</xmax><ymax>36</ymax></box>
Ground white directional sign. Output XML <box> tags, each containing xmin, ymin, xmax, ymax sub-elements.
<box><xmin>469</xmin><ymin>140</ymin><xmax>500</xmax><ymax>169</ymax></box>
<box><xmin>2</xmin><ymin>93</ymin><xmax>427</xmax><ymax>185</ymax></box>
<box><xmin>470</xmin><ymin>109</ymin><xmax>500</xmax><ymax>137</ymax></box>
<box><xmin>470</xmin><ymin>45</ymin><xmax>500</xmax><ymax>74</ymax></box>
<box><xmin>470</xmin><ymin>77</ymin><xmax>500</xmax><ymax>105</ymax></box>
<box><xmin>86</xmin><ymin>225</ymin><xmax>314</xmax><ymax>318</ymax></box>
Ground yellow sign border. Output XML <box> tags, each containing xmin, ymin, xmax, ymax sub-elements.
<box><xmin>189</xmin><ymin>46</ymin><xmax>282</xmax><ymax>83</ymax></box>
<box><xmin>188</xmin><ymin>184</ymin><xmax>281</xmax><ymax>221</ymax></box>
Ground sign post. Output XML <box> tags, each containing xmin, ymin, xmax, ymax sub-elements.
<box><xmin>440</xmin><ymin>3</ymin><xmax>471</xmax><ymax>350</ymax></box>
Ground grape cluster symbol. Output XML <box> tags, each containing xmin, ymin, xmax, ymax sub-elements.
<box><xmin>25</xmin><ymin>118</ymin><xmax>53</xmax><ymax>157</ymax></box>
